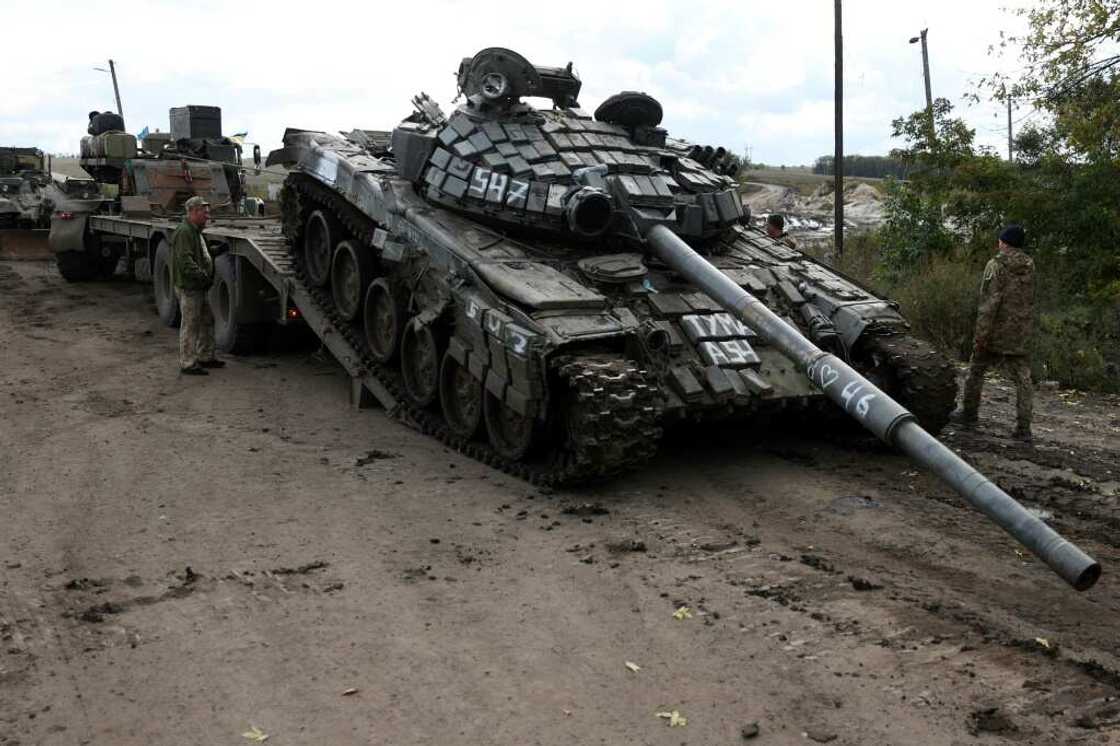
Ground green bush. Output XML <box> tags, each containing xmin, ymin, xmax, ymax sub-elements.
<box><xmin>886</xmin><ymin>255</ymin><xmax>981</xmax><ymax>360</ymax></box>
<box><xmin>1034</xmin><ymin>307</ymin><xmax>1120</xmax><ymax>392</ymax></box>
<box><xmin>811</xmin><ymin>231</ymin><xmax>1119</xmax><ymax>391</ymax></box>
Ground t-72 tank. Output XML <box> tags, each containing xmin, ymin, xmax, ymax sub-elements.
<box><xmin>268</xmin><ymin>48</ymin><xmax>1098</xmax><ymax>589</ymax></box>
<box><xmin>270</xmin><ymin>47</ymin><xmax>956</xmax><ymax>476</ymax></box>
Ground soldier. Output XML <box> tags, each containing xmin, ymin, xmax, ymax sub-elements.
<box><xmin>955</xmin><ymin>225</ymin><xmax>1034</xmax><ymax>441</ymax></box>
<box><xmin>765</xmin><ymin>214</ymin><xmax>797</xmax><ymax>249</ymax></box>
<box><xmin>170</xmin><ymin>196</ymin><xmax>224</xmax><ymax>375</ymax></box>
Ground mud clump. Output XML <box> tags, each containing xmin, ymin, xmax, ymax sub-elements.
<box><xmin>848</xmin><ymin>575</ymin><xmax>883</xmax><ymax>591</ymax></box>
<box><xmin>78</xmin><ymin>602</ymin><xmax>124</xmax><ymax>623</ymax></box>
<box><xmin>606</xmin><ymin>539</ymin><xmax>647</xmax><ymax>554</ymax></box>
<box><xmin>355</xmin><ymin>449</ymin><xmax>400</xmax><ymax>466</ymax></box>
<box><xmin>562</xmin><ymin>503</ymin><xmax>610</xmax><ymax>517</ymax></box>
<box><xmin>800</xmin><ymin>554</ymin><xmax>836</xmax><ymax>573</ymax></box>
<box><xmin>272</xmin><ymin>560</ymin><xmax>329</xmax><ymax>575</ymax></box>
<box><xmin>968</xmin><ymin>707</ymin><xmax>1017</xmax><ymax>735</ymax></box>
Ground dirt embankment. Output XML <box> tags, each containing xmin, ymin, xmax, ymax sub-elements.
<box><xmin>742</xmin><ymin>181</ymin><xmax>885</xmax><ymax>239</ymax></box>
<box><xmin>2</xmin><ymin>259</ymin><xmax>1119</xmax><ymax>745</ymax></box>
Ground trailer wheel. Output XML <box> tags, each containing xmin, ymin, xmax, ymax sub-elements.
<box><xmin>362</xmin><ymin>278</ymin><xmax>405</xmax><ymax>363</ymax></box>
<box><xmin>400</xmin><ymin>321</ymin><xmax>444</xmax><ymax>408</ymax></box>
<box><xmin>153</xmin><ymin>238</ymin><xmax>181</xmax><ymax>328</ymax></box>
<box><xmin>330</xmin><ymin>240</ymin><xmax>373</xmax><ymax>322</ymax></box>
<box><xmin>55</xmin><ymin>251</ymin><xmax>97</xmax><ymax>282</ymax></box>
<box><xmin>440</xmin><ymin>352</ymin><xmax>483</xmax><ymax>439</ymax></box>
<box><xmin>96</xmin><ymin>246</ymin><xmax>121</xmax><ymax>279</ymax></box>
<box><xmin>210</xmin><ymin>254</ymin><xmax>269</xmax><ymax>355</ymax></box>
<box><xmin>302</xmin><ymin>209</ymin><xmax>338</xmax><ymax>288</ymax></box>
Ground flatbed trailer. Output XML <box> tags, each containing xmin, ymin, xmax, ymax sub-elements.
<box><xmin>72</xmin><ymin>213</ymin><xmax>398</xmax><ymax>412</ymax></box>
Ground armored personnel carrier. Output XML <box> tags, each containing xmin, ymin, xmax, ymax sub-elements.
<box><xmin>0</xmin><ymin>147</ymin><xmax>53</xmax><ymax>229</ymax></box>
<box><xmin>268</xmin><ymin>47</ymin><xmax>958</xmax><ymax>483</ymax></box>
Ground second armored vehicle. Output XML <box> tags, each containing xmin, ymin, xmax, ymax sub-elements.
<box><xmin>0</xmin><ymin>147</ymin><xmax>53</xmax><ymax>229</ymax></box>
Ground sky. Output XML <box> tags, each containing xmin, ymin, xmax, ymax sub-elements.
<box><xmin>4</xmin><ymin>0</ymin><xmax>1032</xmax><ymax>166</ymax></box>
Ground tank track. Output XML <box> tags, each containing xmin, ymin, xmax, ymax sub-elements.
<box><xmin>284</xmin><ymin>173</ymin><xmax>662</xmax><ymax>485</ymax></box>
<box><xmin>867</xmin><ymin>333</ymin><xmax>959</xmax><ymax>435</ymax></box>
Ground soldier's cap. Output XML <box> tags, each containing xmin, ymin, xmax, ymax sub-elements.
<box><xmin>184</xmin><ymin>196</ymin><xmax>210</xmax><ymax>212</ymax></box>
<box><xmin>999</xmin><ymin>224</ymin><xmax>1025</xmax><ymax>248</ymax></box>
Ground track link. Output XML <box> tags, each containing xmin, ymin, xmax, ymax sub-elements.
<box><xmin>283</xmin><ymin>173</ymin><xmax>662</xmax><ymax>485</ymax></box>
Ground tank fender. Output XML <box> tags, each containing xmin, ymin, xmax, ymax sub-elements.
<box><xmin>828</xmin><ymin>301</ymin><xmax>907</xmax><ymax>354</ymax></box>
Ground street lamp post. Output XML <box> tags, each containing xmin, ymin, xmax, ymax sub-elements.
<box><xmin>908</xmin><ymin>29</ymin><xmax>933</xmax><ymax>131</ymax></box>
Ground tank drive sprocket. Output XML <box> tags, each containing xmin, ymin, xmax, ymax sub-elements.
<box><xmin>864</xmin><ymin>333</ymin><xmax>959</xmax><ymax>434</ymax></box>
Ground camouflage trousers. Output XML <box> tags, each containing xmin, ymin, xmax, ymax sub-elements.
<box><xmin>962</xmin><ymin>350</ymin><xmax>1033</xmax><ymax>430</ymax></box>
<box><xmin>176</xmin><ymin>288</ymin><xmax>215</xmax><ymax>369</ymax></box>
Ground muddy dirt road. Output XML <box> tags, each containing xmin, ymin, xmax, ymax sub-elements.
<box><xmin>2</xmin><ymin>259</ymin><xmax>1119</xmax><ymax>745</ymax></box>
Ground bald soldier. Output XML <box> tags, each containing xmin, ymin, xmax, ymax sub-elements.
<box><xmin>170</xmin><ymin>196</ymin><xmax>224</xmax><ymax>375</ymax></box>
<box><xmin>955</xmin><ymin>225</ymin><xmax>1035</xmax><ymax>441</ymax></box>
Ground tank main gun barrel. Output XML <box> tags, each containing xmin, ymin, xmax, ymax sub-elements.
<box><xmin>645</xmin><ymin>224</ymin><xmax>1101</xmax><ymax>591</ymax></box>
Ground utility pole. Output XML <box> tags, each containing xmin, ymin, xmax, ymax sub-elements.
<box><xmin>909</xmin><ymin>29</ymin><xmax>933</xmax><ymax>136</ymax></box>
<box><xmin>834</xmin><ymin>0</ymin><xmax>844</xmax><ymax>258</ymax></box>
<box><xmin>1007</xmin><ymin>93</ymin><xmax>1013</xmax><ymax>161</ymax></box>
<box><xmin>108</xmin><ymin>59</ymin><xmax>123</xmax><ymax>118</ymax></box>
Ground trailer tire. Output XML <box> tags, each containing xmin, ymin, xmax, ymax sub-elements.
<box><xmin>210</xmin><ymin>254</ymin><xmax>269</xmax><ymax>355</ymax></box>
<box><xmin>55</xmin><ymin>251</ymin><xmax>97</xmax><ymax>282</ymax></box>
<box><xmin>96</xmin><ymin>247</ymin><xmax>121</xmax><ymax>279</ymax></box>
<box><xmin>153</xmin><ymin>238</ymin><xmax>181</xmax><ymax>328</ymax></box>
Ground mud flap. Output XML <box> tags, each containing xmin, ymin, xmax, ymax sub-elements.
<box><xmin>48</xmin><ymin>214</ymin><xmax>89</xmax><ymax>255</ymax></box>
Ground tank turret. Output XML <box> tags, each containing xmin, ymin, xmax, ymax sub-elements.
<box><xmin>389</xmin><ymin>47</ymin><xmax>744</xmax><ymax>242</ymax></box>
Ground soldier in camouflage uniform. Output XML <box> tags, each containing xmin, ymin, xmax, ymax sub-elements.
<box><xmin>765</xmin><ymin>214</ymin><xmax>797</xmax><ymax>250</ymax></box>
<box><xmin>171</xmin><ymin>196</ymin><xmax>224</xmax><ymax>375</ymax></box>
<box><xmin>957</xmin><ymin>225</ymin><xmax>1035</xmax><ymax>441</ymax></box>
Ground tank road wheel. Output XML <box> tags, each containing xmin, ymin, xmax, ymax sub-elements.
<box><xmin>363</xmin><ymin>278</ymin><xmax>405</xmax><ymax>363</ymax></box>
<box><xmin>330</xmin><ymin>240</ymin><xmax>373</xmax><ymax>322</ymax></box>
<box><xmin>152</xmin><ymin>238</ymin><xmax>181</xmax><ymax>328</ymax></box>
<box><xmin>484</xmin><ymin>391</ymin><xmax>538</xmax><ymax>461</ymax></box>
<box><xmin>302</xmin><ymin>209</ymin><xmax>339</xmax><ymax>288</ymax></box>
<box><xmin>400</xmin><ymin>321</ymin><xmax>444</xmax><ymax>408</ymax></box>
<box><xmin>439</xmin><ymin>352</ymin><xmax>484</xmax><ymax>439</ymax></box>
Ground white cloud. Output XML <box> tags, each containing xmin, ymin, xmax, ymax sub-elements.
<box><xmin>3</xmin><ymin>0</ymin><xmax>1033</xmax><ymax>164</ymax></box>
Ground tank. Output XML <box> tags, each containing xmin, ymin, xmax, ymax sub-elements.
<box><xmin>0</xmin><ymin>147</ymin><xmax>52</xmax><ymax>229</ymax></box>
<box><xmin>267</xmin><ymin>48</ymin><xmax>1098</xmax><ymax>589</ymax></box>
